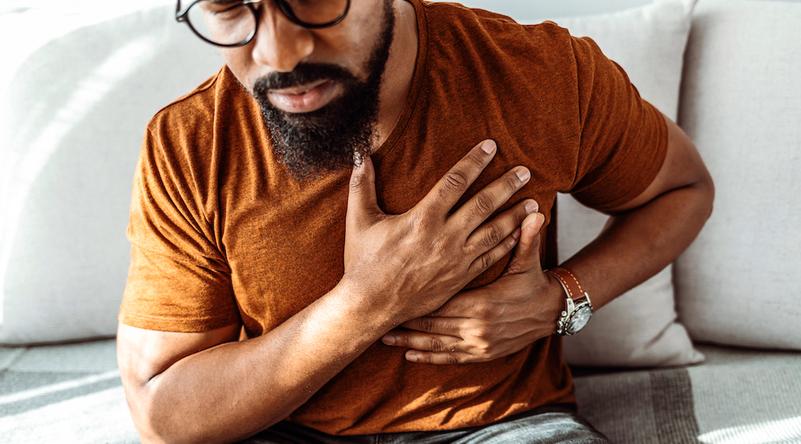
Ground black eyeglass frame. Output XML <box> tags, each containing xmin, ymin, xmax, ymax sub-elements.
<box><xmin>175</xmin><ymin>0</ymin><xmax>351</xmax><ymax>48</ymax></box>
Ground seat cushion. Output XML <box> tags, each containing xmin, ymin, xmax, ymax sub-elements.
<box><xmin>573</xmin><ymin>343</ymin><xmax>801</xmax><ymax>443</ymax></box>
<box><xmin>2</xmin><ymin>339</ymin><xmax>799</xmax><ymax>443</ymax></box>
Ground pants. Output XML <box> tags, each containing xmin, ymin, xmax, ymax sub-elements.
<box><xmin>241</xmin><ymin>404</ymin><xmax>610</xmax><ymax>444</ymax></box>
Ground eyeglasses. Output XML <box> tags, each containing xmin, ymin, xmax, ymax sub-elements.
<box><xmin>175</xmin><ymin>0</ymin><xmax>351</xmax><ymax>48</ymax></box>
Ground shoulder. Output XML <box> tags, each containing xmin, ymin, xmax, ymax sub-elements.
<box><xmin>134</xmin><ymin>65</ymin><xmax>236</xmax><ymax>204</ymax></box>
<box><xmin>138</xmin><ymin>65</ymin><xmax>242</xmax><ymax>181</ymax></box>
<box><xmin>146</xmin><ymin>66</ymin><xmax>225</xmax><ymax>139</ymax></box>
<box><xmin>422</xmin><ymin>2</ymin><xmax>571</xmax><ymax>47</ymax></box>
<box><xmin>421</xmin><ymin>3</ymin><xmax>583</xmax><ymax>100</ymax></box>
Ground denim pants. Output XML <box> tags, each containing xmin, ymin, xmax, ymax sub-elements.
<box><xmin>241</xmin><ymin>404</ymin><xmax>610</xmax><ymax>444</ymax></box>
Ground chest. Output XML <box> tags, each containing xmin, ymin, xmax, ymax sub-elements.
<box><xmin>220</xmin><ymin>122</ymin><xmax>567</xmax><ymax>338</ymax></box>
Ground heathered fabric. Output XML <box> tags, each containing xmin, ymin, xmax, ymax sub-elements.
<box><xmin>119</xmin><ymin>0</ymin><xmax>667</xmax><ymax>435</ymax></box>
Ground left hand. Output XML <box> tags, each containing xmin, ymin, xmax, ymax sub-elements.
<box><xmin>380</xmin><ymin>209</ymin><xmax>564</xmax><ymax>364</ymax></box>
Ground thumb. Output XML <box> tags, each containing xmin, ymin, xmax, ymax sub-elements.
<box><xmin>346</xmin><ymin>154</ymin><xmax>382</xmax><ymax>230</ymax></box>
<box><xmin>503</xmin><ymin>212</ymin><xmax>545</xmax><ymax>275</ymax></box>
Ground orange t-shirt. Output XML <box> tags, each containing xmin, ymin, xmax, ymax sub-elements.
<box><xmin>118</xmin><ymin>0</ymin><xmax>667</xmax><ymax>435</ymax></box>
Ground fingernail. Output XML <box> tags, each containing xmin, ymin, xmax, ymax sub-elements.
<box><xmin>406</xmin><ymin>351</ymin><xmax>418</xmax><ymax>361</ymax></box>
<box><xmin>481</xmin><ymin>140</ymin><xmax>496</xmax><ymax>154</ymax></box>
<box><xmin>382</xmin><ymin>335</ymin><xmax>396</xmax><ymax>345</ymax></box>
<box><xmin>525</xmin><ymin>200</ymin><xmax>539</xmax><ymax>214</ymax></box>
<box><xmin>516</xmin><ymin>167</ymin><xmax>531</xmax><ymax>182</ymax></box>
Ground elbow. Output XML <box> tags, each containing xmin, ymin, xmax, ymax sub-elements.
<box><xmin>699</xmin><ymin>169</ymin><xmax>716</xmax><ymax>221</ymax></box>
<box><xmin>126</xmin><ymin>378</ymin><xmax>186</xmax><ymax>444</ymax></box>
<box><xmin>126</xmin><ymin>381</ymin><xmax>167</xmax><ymax>444</ymax></box>
<box><xmin>129</xmin><ymin>378</ymin><xmax>247</xmax><ymax>444</ymax></box>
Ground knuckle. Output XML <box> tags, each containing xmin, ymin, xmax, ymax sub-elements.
<box><xmin>482</xmin><ymin>225</ymin><xmax>503</xmax><ymax>249</ymax></box>
<box><xmin>349</xmin><ymin>175</ymin><xmax>364</xmax><ymax>192</ymax></box>
<box><xmin>473</xmin><ymin>192</ymin><xmax>495</xmax><ymax>218</ymax></box>
<box><xmin>466</xmin><ymin>151</ymin><xmax>486</xmax><ymax>169</ymax></box>
<box><xmin>473</xmin><ymin>326</ymin><xmax>489</xmax><ymax>339</ymax></box>
<box><xmin>446</xmin><ymin>352</ymin><xmax>460</xmax><ymax>365</ymax></box>
<box><xmin>430</xmin><ymin>337</ymin><xmax>446</xmax><ymax>352</ymax></box>
<box><xmin>468</xmin><ymin>339</ymin><xmax>490</xmax><ymax>355</ymax></box>
<box><xmin>474</xmin><ymin>303</ymin><xmax>495</xmax><ymax>319</ymax></box>
<box><xmin>419</xmin><ymin>317</ymin><xmax>435</xmax><ymax>333</ymax></box>
<box><xmin>442</xmin><ymin>170</ymin><xmax>468</xmax><ymax>194</ymax></box>
<box><xmin>479</xmin><ymin>252</ymin><xmax>493</xmax><ymax>271</ymax></box>
<box><xmin>506</xmin><ymin>175</ymin><xmax>521</xmax><ymax>194</ymax></box>
<box><xmin>409</xmin><ymin>210</ymin><xmax>432</xmax><ymax>232</ymax></box>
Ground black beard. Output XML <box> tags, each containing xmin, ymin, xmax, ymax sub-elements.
<box><xmin>252</xmin><ymin>1</ymin><xmax>396</xmax><ymax>182</ymax></box>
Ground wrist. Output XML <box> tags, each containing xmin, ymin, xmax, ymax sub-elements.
<box><xmin>334</xmin><ymin>278</ymin><xmax>400</xmax><ymax>332</ymax></box>
<box><xmin>544</xmin><ymin>266</ymin><xmax>594</xmax><ymax>336</ymax></box>
<box><xmin>543</xmin><ymin>272</ymin><xmax>566</xmax><ymax>335</ymax></box>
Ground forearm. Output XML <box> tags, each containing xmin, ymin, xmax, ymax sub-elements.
<box><xmin>560</xmin><ymin>180</ymin><xmax>714</xmax><ymax>310</ymax></box>
<box><xmin>140</xmin><ymin>281</ymin><xmax>394</xmax><ymax>444</ymax></box>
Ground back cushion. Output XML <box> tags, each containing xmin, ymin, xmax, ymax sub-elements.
<box><xmin>0</xmin><ymin>6</ymin><xmax>222</xmax><ymax>344</ymax></box>
<box><xmin>675</xmin><ymin>0</ymin><xmax>801</xmax><ymax>349</ymax></box>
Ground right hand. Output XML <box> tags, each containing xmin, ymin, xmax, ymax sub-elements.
<box><xmin>342</xmin><ymin>139</ymin><xmax>539</xmax><ymax>325</ymax></box>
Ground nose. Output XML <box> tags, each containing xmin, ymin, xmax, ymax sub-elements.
<box><xmin>250</xmin><ymin>2</ymin><xmax>315</xmax><ymax>71</ymax></box>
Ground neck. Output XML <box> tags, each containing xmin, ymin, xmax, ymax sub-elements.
<box><xmin>373</xmin><ymin>0</ymin><xmax>418</xmax><ymax>153</ymax></box>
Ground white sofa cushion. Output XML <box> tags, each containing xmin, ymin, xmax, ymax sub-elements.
<box><xmin>517</xmin><ymin>0</ymin><xmax>703</xmax><ymax>367</ymax></box>
<box><xmin>675</xmin><ymin>0</ymin><xmax>801</xmax><ymax>349</ymax></box>
<box><xmin>0</xmin><ymin>6</ymin><xmax>222</xmax><ymax>344</ymax></box>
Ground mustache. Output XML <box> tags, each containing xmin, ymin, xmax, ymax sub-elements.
<box><xmin>253</xmin><ymin>62</ymin><xmax>356</xmax><ymax>93</ymax></box>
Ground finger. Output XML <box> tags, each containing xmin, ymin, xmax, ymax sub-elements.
<box><xmin>395</xmin><ymin>316</ymin><xmax>467</xmax><ymax>336</ymax></box>
<box><xmin>466</xmin><ymin>199</ymin><xmax>539</xmax><ymax>257</ymax></box>
<box><xmin>430</xmin><ymin>299</ymin><xmax>493</xmax><ymax>319</ymax></box>
<box><xmin>346</xmin><ymin>155</ymin><xmax>381</xmax><ymax>231</ymax></box>
<box><xmin>467</xmin><ymin>226</ymin><xmax>521</xmax><ymax>277</ymax></box>
<box><xmin>418</xmin><ymin>139</ymin><xmax>497</xmax><ymax>216</ymax></box>
<box><xmin>405</xmin><ymin>350</ymin><xmax>475</xmax><ymax>365</ymax></box>
<box><xmin>381</xmin><ymin>331</ymin><xmax>463</xmax><ymax>353</ymax></box>
<box><xmin>450</xmin><ymin>164</ymin><xmax>531</xmax><ymax>233</ymax></box>
<box><xmin>427</xmin><ymin>293</ymin><xmax>482</xmax><ymax>317</ymax></box>
<box><xmin>505</xmin><ymin>212</ymin><xmax>545</xmax><ymax>275</ymax></box>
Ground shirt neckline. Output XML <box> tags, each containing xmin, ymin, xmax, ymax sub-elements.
<box><xmin>370</xmin><ymin>0</ymin><xmax>429</xmax><ymax>161</ymax></box>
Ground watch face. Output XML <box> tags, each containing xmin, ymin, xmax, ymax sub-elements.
<box><xmin>568</xmin><ymin>305</ymin><xmax>592</xmax><ymax>332</ymax></box>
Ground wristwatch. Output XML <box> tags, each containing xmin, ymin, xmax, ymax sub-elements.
<box><xmin>545</xmin><ymin>267</ymin><xmax>594</xmax><ymax>336</ymax></box>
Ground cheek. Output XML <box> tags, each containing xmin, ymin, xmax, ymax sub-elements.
<box><xmin>220</xmin><ymin>47</ymin><xmax>259</xmax><ymax>90</ymax></box>
<box><xmin>318</xmin><ymin>5</ymin><xmax>383</xmax><ymax>72</ymax></box>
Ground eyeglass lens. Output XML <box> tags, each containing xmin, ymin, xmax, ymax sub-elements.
<box><xmin>186</xmin><ymin>0</ymin><xmax>348</xmax><ymax>46</ymax></box>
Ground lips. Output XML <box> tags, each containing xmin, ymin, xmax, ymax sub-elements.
<box><xmin>270</xmin><ymin>79</ymin><xmax>330</xmax><ymax>95</ymax></box>
<box><xmin>267</xmin><ymin>80</ymin><xmax>339</xmax><ymax>113</ymax></box>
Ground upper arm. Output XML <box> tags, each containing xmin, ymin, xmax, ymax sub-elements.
<box><xmin>566</xmin><ymin>34</ymin><xmax>713</xmax><ymax>215</ymax></box>
<box><xmin>602</xmin><ymin>112</ymin><xmax>715</xmax><ymax>214</ymax></box>
<box><xmin>117</xmin><ymin>123</ymin><xmax>244</xmax><ymax>434</ymax></box>
<box><xmin>119</xmin><ymin>125</ymin><xmax>241</xmax><ymax>332</ymax></box>
<box><xmin>116</xmin><ymin>322</ymin><xmax>241</xmax><ymax>430</ymax></box>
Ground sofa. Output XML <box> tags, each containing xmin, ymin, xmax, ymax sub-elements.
<box><xmin>1</xmin><ymin>0</ymin><xmax>800</xmax><ymax>443</ymax></box>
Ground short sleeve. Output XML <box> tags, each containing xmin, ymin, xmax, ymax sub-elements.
<box><xmin>568</xmin><ymin>35</ymin><xmax>668</xmax><ymax>213</ymax></box>
<box><xmin>118</xmin><ymin>127</ymin><xmax>241</xmax><ymax>332</ymax></box>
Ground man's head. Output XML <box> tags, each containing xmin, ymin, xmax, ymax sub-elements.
<box><xmin>197</xmin><ymin>0</ymin><xmax>397</xmax><ymax>181</ymax></box>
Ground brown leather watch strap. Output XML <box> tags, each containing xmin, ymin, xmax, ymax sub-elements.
<box><xmin>545</xmin><ymin>266</ymin><xmax>587</xmax><ymax>301</ymax></box>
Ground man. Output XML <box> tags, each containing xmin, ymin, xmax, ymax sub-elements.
<box><xmin>116</xmin><ymin>0</ymin><xmax>714</xmax><ymax>442</ymax></box>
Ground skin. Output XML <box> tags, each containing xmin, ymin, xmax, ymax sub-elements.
<box><xmin>117</xmin><ymin>0</ymin><xmax>715</xmax><ymax>441</ymax></box>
